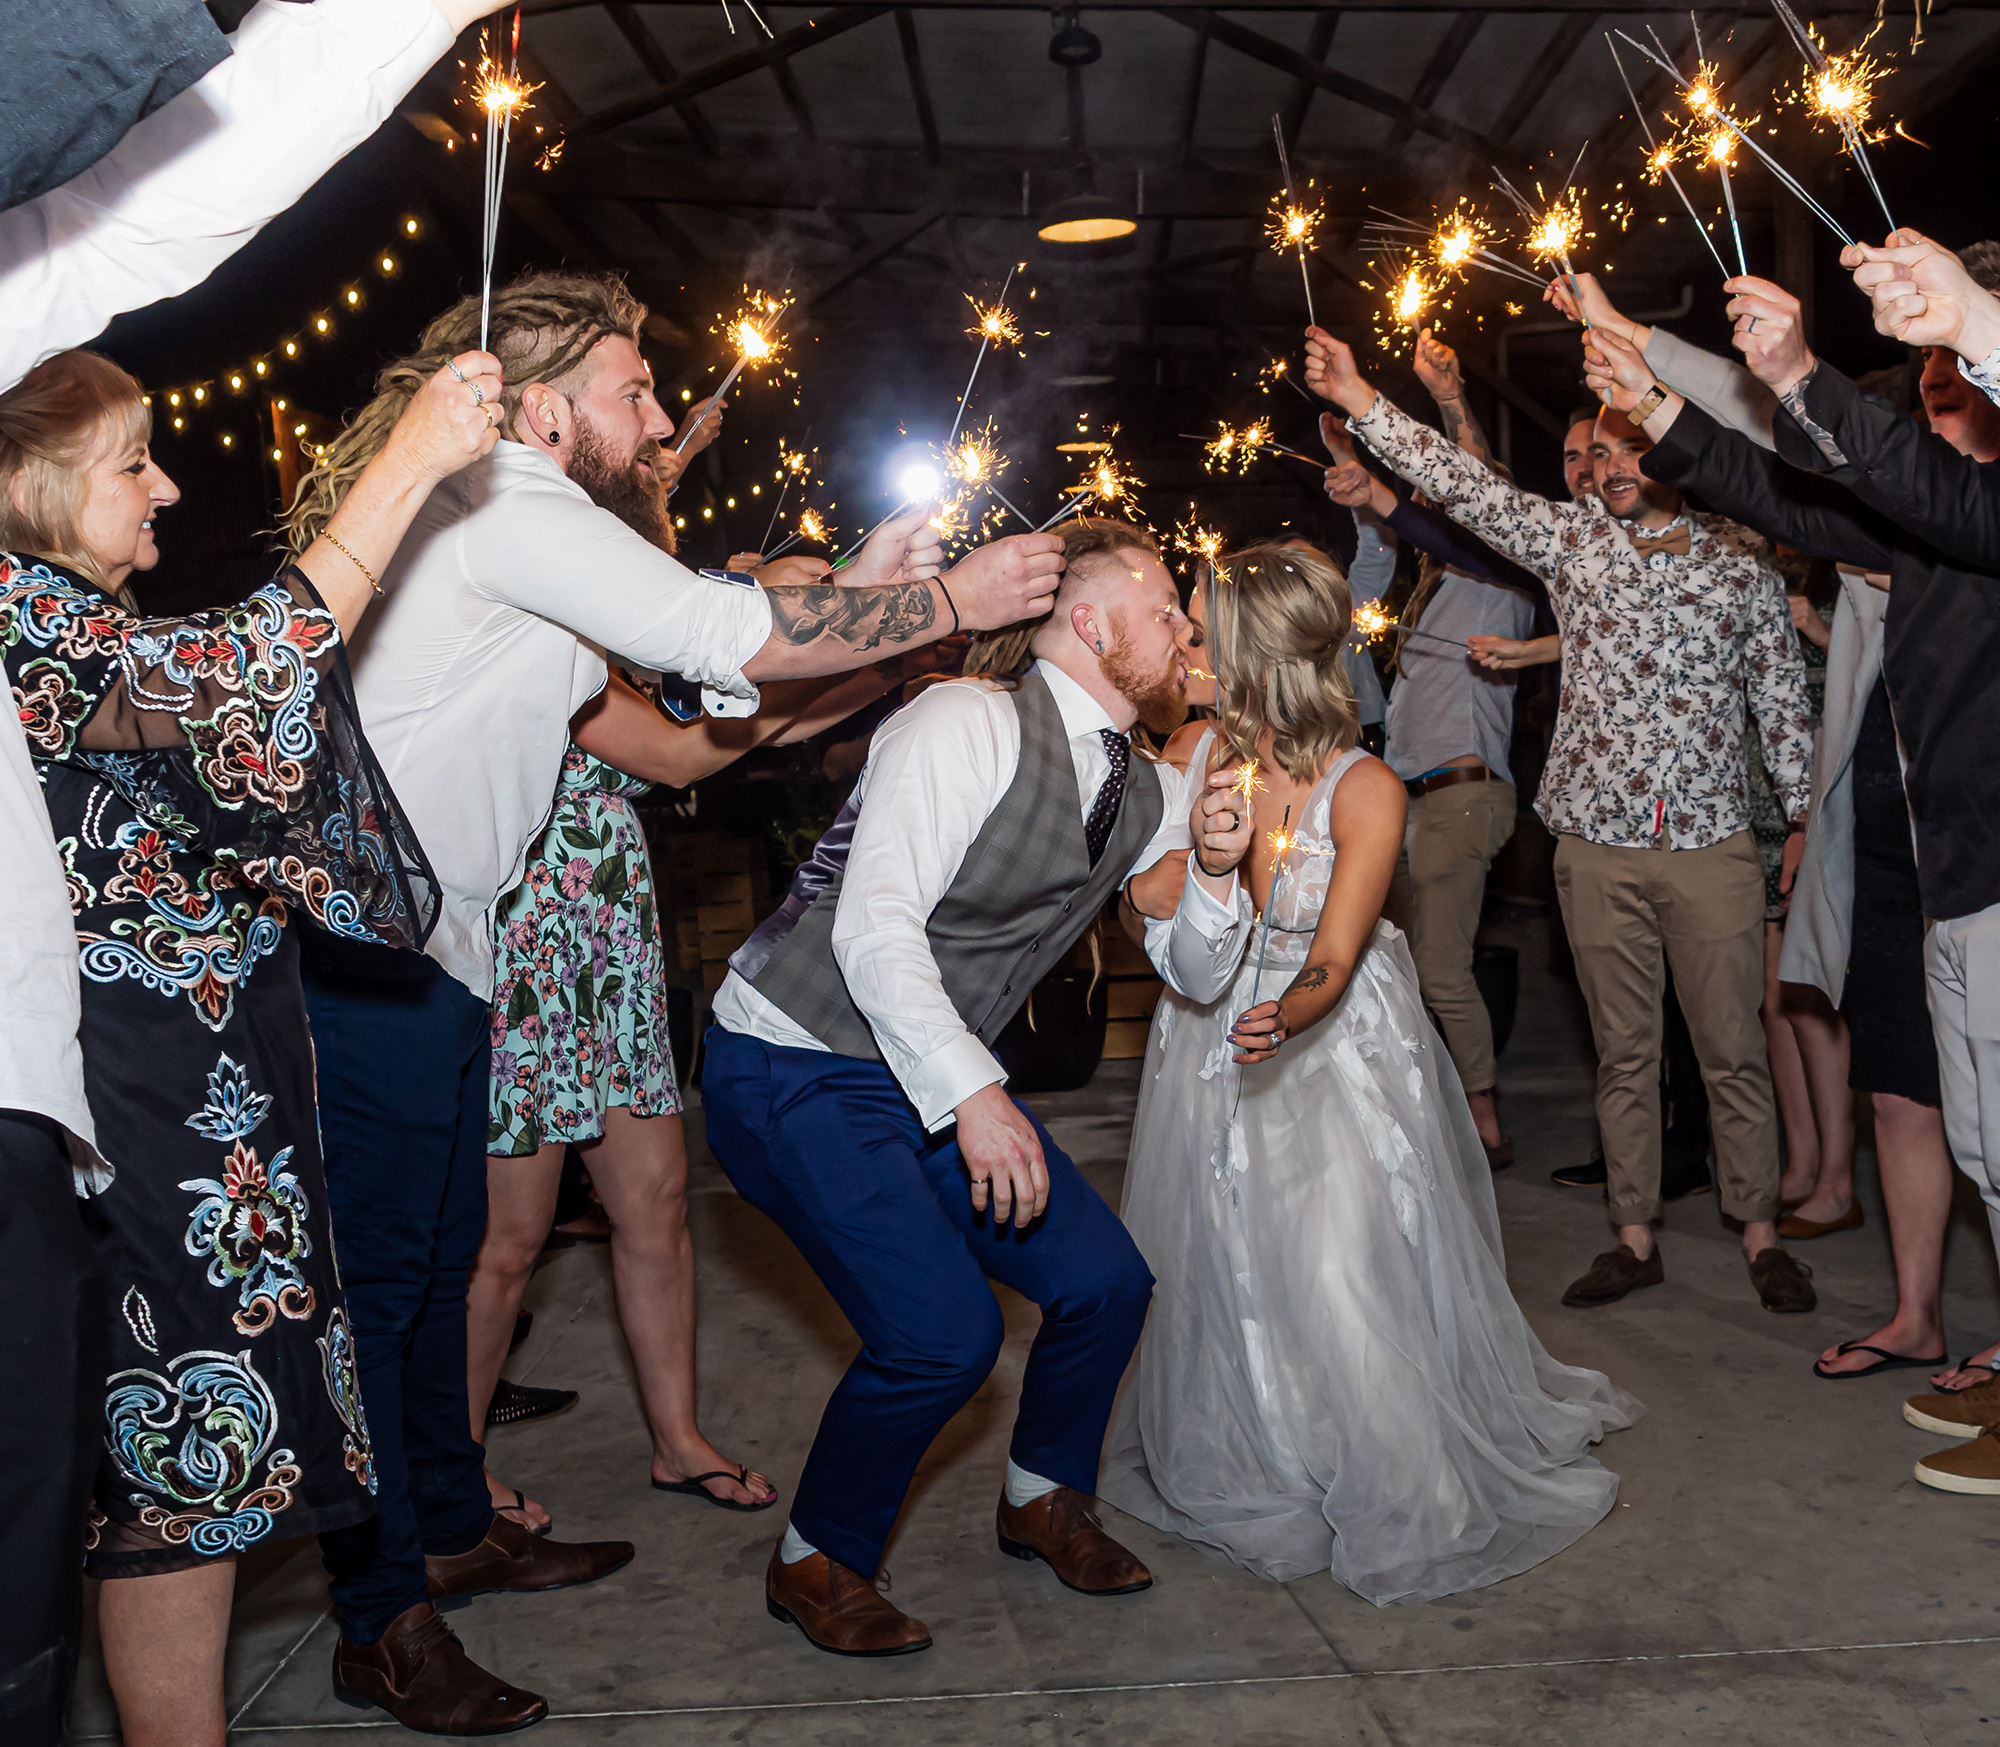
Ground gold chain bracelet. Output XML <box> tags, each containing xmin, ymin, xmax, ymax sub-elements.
<box><xmin>321</xmin><ymin>531</ymin><xmax>381</xmax><ymax>596</ymax></box>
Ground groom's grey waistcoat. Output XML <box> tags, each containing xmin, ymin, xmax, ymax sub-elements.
<box><xmin>750</xmin><ymin>667</ymin><xmax>1163</xmax><ymax>1063</ymax></box>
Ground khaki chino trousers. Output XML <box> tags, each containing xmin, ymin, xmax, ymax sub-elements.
<box><xmin>1552</xmin><ymin>831</ymin><xmax>1781</xmax><ymax>1227</ymax></box>
<box><xmin>1395</xmin><ymin>780</ymin><xmax>1517</xmax><ymax>1093</ymax></box>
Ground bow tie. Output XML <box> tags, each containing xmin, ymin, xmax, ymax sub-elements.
<box><xmin>1629</xmin><ymin>522</ymin><xmax>1692</xmax><ymax>558</ymax></box>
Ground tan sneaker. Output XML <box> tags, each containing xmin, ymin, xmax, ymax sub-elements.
<box><xmin>1904</xmin><ymin>1373</ymin><xmax>2000</xmax><ymax>1440</ymax></box>
<box><xmin>1915</xmin><ymin>1427</ymin><xmax>2000</xmax><ymax>1495</ymax></box>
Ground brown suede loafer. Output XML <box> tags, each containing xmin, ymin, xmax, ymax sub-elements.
<box><xmin>425</xmin><ymin>1512</ymin><xmax>634</xmax><ymax>1603</ymax></box>
<box><xmin>764</xmin><ymin>1544</ymin><xmax>933</xmax><ymax>1656</ymax></box>
<box><xmin>1748</xmin><ymin>1247</ymin><xmax>1817</xmax><ymax>1314</ymax></box>
<box><xmin>996</xmin><ymin>1488</ymin><xmax>1153</xmax><ymax>1595</ymax></box>
<box><xmin>1561</xmin><ymin>1243</ymin><xmax>1664</xmax><ymax>1308</ymax></box>
<box><xmin>332</xmin><ymin>1602</ymin><xmax>546</xmax><ymax>1736</ymax></box>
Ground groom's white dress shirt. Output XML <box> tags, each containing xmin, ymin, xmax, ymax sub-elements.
<box><xmin>714</xmin><ymin>659</ymin><xmax>1251</xmax><ymax>1130</ymax></box>
<box><xmin>1</xmin><ymin>0</ymin><xmax>456</xmax><ymax>390</ymax></box>
<box><xmin>345</xmin><ymin>439</ymin><xmax>774</xmax><ymax>1001</ymax></box>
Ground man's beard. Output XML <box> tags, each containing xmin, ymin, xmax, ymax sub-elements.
<box><xmin>1100</xmin><ymin>618</ymin><xmax>1189</xmax><ymax>737</ymax></box>
<box><xmin>571</xmin><ymin>418</ymin><xmax>673</xmax><ymax>552</ymax></box>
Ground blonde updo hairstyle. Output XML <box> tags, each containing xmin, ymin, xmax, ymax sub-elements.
<box><xmin>0</xmin><ymin>349</ymin><xmax>152</xmax><ymax>598</ymax></box>
<box><xmin>1208</xmin><ymin>540</ymin><xmax>1359</xmax><ymax>783</ymax></box>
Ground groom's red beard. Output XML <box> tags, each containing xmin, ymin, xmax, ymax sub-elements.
<box><xmin>570</xmin><ymin>417</ymin><xmax>673</xmax><ymax>552</ymax></box>
<box><xmin>1099</xmin><ymin>615</ymin><xmax>1190</xmax><ymax>737</ymax></box>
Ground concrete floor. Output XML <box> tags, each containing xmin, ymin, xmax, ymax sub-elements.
<box><xmin>73</xmin><ymin>909</ymin><xmax>2000</xmax><ymax>1744</ymax></box>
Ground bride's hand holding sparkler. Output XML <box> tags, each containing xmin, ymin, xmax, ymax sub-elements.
<box><xmin>1302</xmin><ymin>328</ymin><xmax>1375</xmax><ymax>418</ymax></box>
<box><xmin>1192</xmin><ymin>769</ymin><xmax>1256</xmax><ymax>881</ymax></box>
<box><xmin>1544</xmin><ymin>272</ymin><xmax>1640</xmax><ymax>346</ymax></box>
<box><xmin>1723</xmin><ymin>278</ymin><xmax>1815</xmax><ymax>394</ymax></box>
<box><xmin>1844</xmin><ymin>232</ymin><xmax>2000</xmax><ymax>361</ymax></box>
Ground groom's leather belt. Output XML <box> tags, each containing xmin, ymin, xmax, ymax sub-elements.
<box><xmin>1405</xmin><ymin>766</ymin><xmax>1491</xmax><ymax>799</ymax></box>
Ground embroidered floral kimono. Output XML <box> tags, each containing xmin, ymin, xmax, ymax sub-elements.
<box><xmin>0</xmin><ymin>553</ymin><xmax>436</xmax><ymax>1576</ymax></box>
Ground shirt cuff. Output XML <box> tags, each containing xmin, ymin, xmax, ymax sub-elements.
<box><xmin>905</xmin><ymin>1031</ymin><xmax>1008</xmax><ymax>1133</ymax></box>
<box><xmin>1181</xmin><ymin>866</ymin><xmax>1243</xmax><ymax>936</ymax></box>
<box><xmin>1962</xmin><ymin>347</ymin><xmax>2000</xmax><ymax>411</ymax></box>
<box><xmin>697</xmin><ymin>583</ymin><xmax>776</xmax><ymax>707</ymax></box>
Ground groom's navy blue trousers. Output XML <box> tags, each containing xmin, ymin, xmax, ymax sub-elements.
<box><xmin>702</xmin><ymin>1027</ymin><xmax>1153</xmax><ymax>1579</ymax></box>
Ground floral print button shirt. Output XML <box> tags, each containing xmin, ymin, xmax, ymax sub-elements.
<box><xmin>1349</xmin><ymin>394</ymin><xmax>1815</xmax><ymax>851</ymax></box>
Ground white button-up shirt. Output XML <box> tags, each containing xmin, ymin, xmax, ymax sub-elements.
<box><xmin>713</xmin><ymin>659</ymin><xmax>1247</xmax><ymax>1129</ymax></box>
<box><xmin>0</xmin><ymin>703</ymin><xmax>97</xmax><ymax>1166</ymax></box>
<box><xmin>0</xmin><ymin>0</ymin><xmax>454</xmax><ymax>391</ymax></box>
<box><xmin>347</xmin><ymin>439</ymin><xmax>774</xmax><ymax>999</ymax></box>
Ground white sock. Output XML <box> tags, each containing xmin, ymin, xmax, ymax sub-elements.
<box><xmin>779</xmin><ymin>1524</ymin><xmax>819</xmax><ymax>1564</ymax></box>
<box><xmin>1005</xmin><ymin>1459</ymin><xmax>1061</xmax><ymax>1508</ymax></box>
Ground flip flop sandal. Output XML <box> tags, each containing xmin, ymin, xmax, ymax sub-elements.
<box><xmin>1934</xmin><ymin>1358</ymin><xmax>2000</xmax><ymax>1393</ymax></box>
<box><xmin>495</xmin><ymin>1487</ymin><xmax>552</xmax><ymax>1537</ymax></box>
<box><xmin>652</xmin><ymin>1466</ymin><xmax>780</xmax><ymax>1512</ymax></box>
<box><xmin>1812</xmin><ymin>1340</ymin><xmax>1950</xmax><ymax>1380</ymax></box>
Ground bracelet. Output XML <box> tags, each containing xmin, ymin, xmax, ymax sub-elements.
<box><xmin>937</xmin><ymin>575</ymin><xmax>960</xmax><ymax>636</ymax></box>
<box><xmin>321</xmin><ymin>531</ymin><xmax>381</xmax><ymax>596</ymax></box>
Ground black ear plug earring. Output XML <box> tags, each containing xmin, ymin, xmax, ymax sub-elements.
<box><xmin>546</xmin><ymin>430</ymin><xmax>560</xmax><ymax>445</ymax></box>
<box><xmin>1095</xmin><ymin>639</ymin><xmax>1104</xmax><ymax>653</ymax></box>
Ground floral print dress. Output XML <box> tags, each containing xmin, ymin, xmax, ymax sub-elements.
<box><xmin>0</xmin><ymin>555</ymin><xmax>437</xmax><ymax>1577</ymax></box>
<box><xmin>488</xmin><ymin>742</ymin><xmax>681</xmax><ymax>1157</ymax></box>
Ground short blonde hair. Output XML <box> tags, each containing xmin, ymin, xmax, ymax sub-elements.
<box><xmin>1208</xmin><ymin>540</ymin><xmax>1359</xmax><ymax>783</ymax></box>
<box><xmin>0</xmin><ymin>350</ymin><xmax>151</xmax><ymax>592</ymax></box>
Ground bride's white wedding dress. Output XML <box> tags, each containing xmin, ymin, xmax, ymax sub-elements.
<box><xmin>1100</xmin><ymin>737</ymin><xmax>1639</xmax><ymax>1606</ymax></box>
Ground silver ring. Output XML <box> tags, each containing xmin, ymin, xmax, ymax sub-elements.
<box><xmin>471</xmin><ymin>382</ymin><xmax>486</xmax><ymax>407</ymax></box>
<box><xmin>445</xmin><ymin>358</ymin><xmax>469</xmax><ymax>384</ymax></box>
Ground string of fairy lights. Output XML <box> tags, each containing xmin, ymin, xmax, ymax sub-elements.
<box><xmin>141</xmin><ymin>215</ymin><xmax>429</xmax><ymax>461</ymax></box>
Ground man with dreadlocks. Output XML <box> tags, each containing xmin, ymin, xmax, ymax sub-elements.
<box><xmin>284</xmin><ymin>269</ymin><xmax>1064</xmax><ymax>1730</ymax></box>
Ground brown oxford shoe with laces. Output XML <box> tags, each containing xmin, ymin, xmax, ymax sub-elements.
<box><xmin>425</xmin><ymin>1511</ymin><xmax>633</xmax><ymax>1603</ymax></box>
<box><xmin>332</xmin><ymin>1601</ymin><xmax>547</xmax><ymax>1736</ymax></box>
<box><xmin>764</xmin><ymin>1544</ymin><xmax>933</xmax><ymax>1656</ymax></box>
<box><xmin>996</xmin><ymin>1487</ymin><xmax>1153</xmax><ymax>1595</ymax></box>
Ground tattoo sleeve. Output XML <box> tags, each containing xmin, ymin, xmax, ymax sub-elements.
<box><xmin>765</xmin><ymin>580</ymin><xmax>938</xmax><ymax>654</ymax></box>
<box><xmin>1777</xmin><ymin>366</ymin><xmax>1849</xmax><ymax>468</ymax></box>
<box><xmin>1433</xmin><ymin>393</ymin><xmax>1494</xmax><ymax>465</ymax></box>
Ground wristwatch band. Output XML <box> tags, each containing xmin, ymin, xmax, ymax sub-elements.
<box><xmin>1632</xmin><ymin>381</ymin><xmax>1670</xmax><ymax>423</ymax></box>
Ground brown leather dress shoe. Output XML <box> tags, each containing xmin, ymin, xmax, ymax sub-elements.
<box><xmin>764</xmin><ymin>1544</ymin><xmax>933</xmax><ymax>1656</ymax></box>
<box><xmin>996</xmin><ymin>1488</ymin><xmax>1153</xmax><ymax>1595</ymax></box>
<box><xmin>1561</xmin><ymin>1243</ymin><xmax>1664</xmax><ymax>1308</ymax></box>
<box><xmin>1748</xmin><ymin>1246</ymin><xmax>1817</xmax><ymax>1313</ymax></box>
<box><xmin>425</xmin><ymin>1512</ymin><xmax>634</xmax><ymax>1603</ymax></box>
<box><xmin>332</xmin><ymin>1602</ymin><xmax>547</xmax><ymax>1736</ymax></box>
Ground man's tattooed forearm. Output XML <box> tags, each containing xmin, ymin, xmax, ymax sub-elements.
<box><xmin>766</xmin><ymin>581</ymin><xmax>938</xmax><ymax>652</ymax></box>
<box><xmin>1435</xmin><ymin>394</ymin><xmax>1494</xmax><ymax>463</ymax></box>
<box><xmin>1777</xmin><ymin>366</ymin><xmax>1849</xmax><ymax>468</ymax></box>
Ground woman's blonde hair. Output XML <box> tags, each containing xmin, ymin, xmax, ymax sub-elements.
<box><xmin>284</xmin><ymin>270</ymin><xmax>646</xmax><ymax>551</ymax></box>
<box><xmin>1208</xmin><ymin>540</ymin><xmax>1359</xmax><ymax>782</ymax></box>
<box><xmin>0</xmin><ymin>349</ymin><xmax>151</xmax><ymax>593</ymax></box>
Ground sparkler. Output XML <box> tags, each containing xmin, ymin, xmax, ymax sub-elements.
<box><xmin>1037</xmin><ymin>446</ymin><xmax>1143</xmax><ymax>531</ymax></box>
<box><xmin>1771</xmin><ymin>0</ymin><xmax>1897</xmax><ymax>233</ymax></box>
<box><xmin>756</xmin><ymin>440</ymin><xmax>814</xmax><ymax>553</ymax></box>
<box><xmin>1352</xmin><ymin>600</ymin><xmax>1470</xmax><ymax>652</ymax></box>
<box><xmin>1171</xmin><ymin>509</ymin><xmax>1227</xmax><ymax>569</ymax></box>
<box><xmin>1392</xmin><ymin>264</ymin><xmax>1434</xmax><ymax>329</ymax></box>
<box><xmin>1194</xmin><ymin>421</ymin><xmax>1324</xmax><ymax>474</ymax></box>
<box><xmin>1607</xmin><ymin>33</ymin><xmax>1730</xmax><ymax>277</ymax></box>
<box><xmin>1268</xmin><ymin>114</ymin><xmax>1320</xmax><ymax>327</ymax></box>
<box><xmin>950</xmin><ymin>264</ymin><xmax>1024</xmax><ymax>446</ymax></box>
<box><xmin>1702</xmin><ymin>123</ymin><xmax>1751</xmax><ymax>276</ymax></box>
<box><xmin>470</xmin><ymin>13</ymin><xmax>536</xmax><ymax>352</ymax></box>
<box><xmin>1248</xmin><ymin>806</ymin><xmax>1294</xmax><ymax>1008</ymax></box>
<box><xmin>675</xmin><ymin>290</ymin><xmax>790</xmax><ymax>453</ymax></box>
<box><xmin>764</xmin><ymin>505</ymin><xmax>831</xmax><ymax>561</ymax></box>
<box><xmin>1360</xmin><ymin>207</ymin><xmax>1548</xmax><ymax>294</ymax></box>
<box><xmin>1614</xmin><ymin>28</ymin><xmax>1855</xmax><ymax>245</ymax></box>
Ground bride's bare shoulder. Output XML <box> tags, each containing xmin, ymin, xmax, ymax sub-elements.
<box><xmin>1326</xmin><ymin>753</ymin><xmax>1408</xmax><ymax>837</ymax></box>
<box><xmin>1159</xmin><ymin>719</ymin><xmax>1214</xmax><ymax>774</ymax></box>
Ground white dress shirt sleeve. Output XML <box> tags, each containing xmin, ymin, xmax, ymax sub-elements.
<box><xmin>1135</xmin><ymin>760</ymin><xmax>1251</xmax><ymax>1002</ymax></box>
<box><xmin>830</xmin><ymin>682</ymin><xmax>1016</xmax><ymax>1130</ymax></box>
<box><xmin>464</xmin><ymin>464</ymin><xmax>774</xmax><ymax>702</ymax></box>
<box><xmin>0</xmin><ymin>0</ymin><xmax>456</xmax><ymax>392</ymax></box>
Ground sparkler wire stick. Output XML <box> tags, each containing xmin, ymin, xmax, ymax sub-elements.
<box><xmin>1614</xmin><ymin>29</ymin><xmax>1855</xmax><ymax>244</ymax></box>
<box><xmin>1606</xmin><ymin>35</ymin><xmax>1730</xmax><ymax>276</ymax></box>
<box><xmin>1491</xmin><ymin>166</ymin><xmax>1589</xmax><ymax>329</ymax></box>
<box><xmin>1248</xmin><ymin>804</ymin><xmax>1294</xmax><ymax>1008</ymax></box>
<box><xmin>949</xmin><ymin>263</ymin><xmax>1018</xmax><ymax>447</ymax></box>
<box><xmin>477</xmin><ymin>9</ymin><xmax>527</xmax><ymax>352</ymax></box>
<box><xmin>1768</xmin><ymin>0</ymin><xmax>1896</xmax><ymax>233</ymax></box>
<box><xmin>673</xmin><ymin>362</ymin><xmax>746</xmax><ymax>453</ymax></box>
<box><xmin>1716</xmin><ymin>147</ymin><xmax>1749</xmax><ymax>276</ymax></box>
<box><xmin>833</xmin><ymin>500</ymin><xmax>913</xmax><ymax>566</ymax></box>
<box><xmin>1271</xmin><ymin>114</ymin><xmax>1318</xmax><ymax>328</ymax></box>
<box><xmin>990</xmin><ymin>484</ymin><xmax>1036</xmax><ymax>528</ymax></box>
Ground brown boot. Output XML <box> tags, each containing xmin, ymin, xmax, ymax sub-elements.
<box><xmin>332</xmin><ymin>1602</ymin><xmax>547</xmax><ymax>1735</ymax></box>
<box><xmin>1561</xmin><ymin>1243</ymin><xmax>1664</xmax><ymax>1308</ymax></box>
<box><xmin>764</xmin><ymin>1543</ymin><xmax>932</xmax><ymax>1657</ymax></box>
<box><xmin>425</xmin><ymin>1512</ymin><xmax>634</xmax><ymax>1603</ymax></box>
<box><xmin>996</xmin><ymin>1487</ymin><xmax>1153</xmax><ymax>1595</ymax></box>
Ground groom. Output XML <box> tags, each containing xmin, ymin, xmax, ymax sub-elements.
<box><xmin>703</xmin><ymin>518</ymin><xmax>1249</xmax><ymax>1654</ymax></box>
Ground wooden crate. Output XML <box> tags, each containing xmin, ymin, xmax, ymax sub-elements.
<box><xmin>1102</xmin><ymin>1017</ymin><xmax>1155</xmax><ymax>1060</ymax></box>
<box><xmin>1107</xmin><ymin>978</ymin><xmax>1164</xmax><ymax>1020</ymax></box>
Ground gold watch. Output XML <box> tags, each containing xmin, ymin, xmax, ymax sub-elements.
<box><xmin>1631</xmin><ymin>381</ymin><xmax>1671</xmax><ymax>423</ymax></box>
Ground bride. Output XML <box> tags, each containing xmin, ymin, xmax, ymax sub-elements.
<box><xmin>1100</xmin><ymin>541</ymin><xmax>1639</xmax><ymax>1606</ymax></box>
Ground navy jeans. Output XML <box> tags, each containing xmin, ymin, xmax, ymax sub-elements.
<box><xmin>701</xmin><ymin>1027</ymin><xmax>1153</xmax><ymax>1580</ymax></box>
<box><xmin>302</xmin><ymin>935</ymin><xmax>494</xmax><ymax>1644</ymax></box>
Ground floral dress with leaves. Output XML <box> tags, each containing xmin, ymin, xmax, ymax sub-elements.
<box><xmin>489</xmin><ymin>742</ymin><xmax>681</xmax><ymax>1156</ymax></box>
<box><xmin>0</xmin><ymin>554</ymin><xmax>436</xmax><ymax>1577</ymax></box>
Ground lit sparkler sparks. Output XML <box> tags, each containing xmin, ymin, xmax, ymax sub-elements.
<box><xmin>1700</xmin><ymin>122</ymin><xmax>1751</xmax><ymax>274</ymax></box>
<box><xmin>1613</xmin><ymin>29</ymin><xmax>1733</xmax><ymax>281</ymax></box>
<box><xmin>1773</xmin><ymin>0</ymin><xmax>1898</xmax><ymax>232</ymax></box>
<box><xmin>1230</xmin><ymin>759</ymin><xmax>1266</xmax><ymax>808</ymax></box>
<box><xmin>1268</xmin><ymin>113</ymin><xmax>1321</xmax><ymax>326</ymax></box>
<box><xmin>1393</xmin><ymin>266</ymin><xmax>1433</xmax><ymax>327</ymax></box>
<box><xmin>468</xmin><ymin>14</ymin><xmax>537</xmax><ymax>351</ymax></box>
<box><xmin>756</xmin><ymin>437</ymin><xmax>818</xmax><ymax>552</ymax></box>
<box><xmin>675</xmin><ymin>290</ymin><xmax>790</xmax><ymax>453</ymax></box>
<box><xmin>950</xmin><ymin>265</ymin><xmax>1025</xmax><ymax>446</ymax></box>
<box><xmin>1491</xmin><ymin>157</ymin><xmax>1594</xmax><ymax>341</ymax></box>
<box><xmin>763</xmin><ymin>506</ymin><xmax>834</xmax><ymax>561</ymax></box>
<box><xmin>1195</xmin><ymin>420</ymin><xmax>1324</xmax><ymax>475</ymax></box>
<box><xmin>1352</xmin><ymin>601</ymin><xmax>1394</xmax><ymax>644</ymax></box>
<box><xmin>1359</xmin><ymin>206</ymin><xmax>1548</xmax><ymax>297</ymax></box>
<box><xmin>1038</xmin><ymin>442</ymin><xmax>1144</xmax><ymax>530</ymax></box>
<box><xmin>1172</xmin><ymin>509</ymin><xmax>1227</xmax><ymax>568</ymax></box>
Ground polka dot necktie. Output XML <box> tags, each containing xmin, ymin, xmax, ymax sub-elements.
<box><xmin>1084</xmin><ymin>729</ymin><xmax>1130</xmax><ymax>867</ymax></box>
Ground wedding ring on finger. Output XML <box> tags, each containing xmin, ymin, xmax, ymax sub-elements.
<box><xmin>1747</xmin><ymin>315</ymin><xmax>1761</xmax><ymax>333</ymax></box>
<box><xmin>445</xmin><ymin>358</ymin><xmax>469</xmax><ymax>384</ymax></box>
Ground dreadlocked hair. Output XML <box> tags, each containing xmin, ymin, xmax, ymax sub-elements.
<box><xmin>283</xmin><ymin>271</ymin><xmax>646</xmax><ymax>552</ymax></box>
<box><xmin>961</xmin><ymin>516</ymin><xmax>1161</xmax><ymax>681</ymax></box>
<box><xmin>1208</xmin><ymin>541</ymin><xmax>1359</xmax><ymax>784</ymax></box>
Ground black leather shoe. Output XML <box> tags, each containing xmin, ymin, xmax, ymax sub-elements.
<box><xmin>1551</xmin><ymin>1157</ymin><xmax>1608</xmax><ymax>1189</ymax></box>
<box><xmin>485</xmin><ymin>1380</ymin><xmax>578</xmax><ymax>1429</ymax></box>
